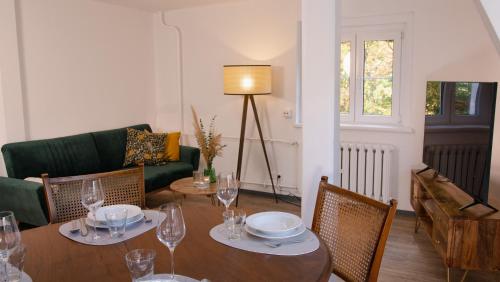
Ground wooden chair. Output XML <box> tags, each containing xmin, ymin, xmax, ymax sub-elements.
<box><xmin>312</xmin><ymin>176</ymin><xmax>397</xmax><ymax>282</ymax></box>
<box><xmin>42</xmin><ymin>166</ymin><xmax>145</xmax><ymax>223</ymax></box>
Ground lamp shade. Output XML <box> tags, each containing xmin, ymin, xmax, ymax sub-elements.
<box><xmin>224</xmin><ymin>65</ymin><xmax>272</xmax><ymax>95</ymax></box>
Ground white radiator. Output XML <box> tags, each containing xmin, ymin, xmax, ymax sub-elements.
<box><xmin>339</xmin><ymin>142</ymin><xmax>396</xmax><ymax>203</ymax></box>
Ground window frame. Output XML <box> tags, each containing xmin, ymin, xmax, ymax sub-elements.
<box><xmin>340</xmin><ymin>24</ymin><xmax>404</xmax><ymax>125</ymax></box>
<box><xmin>426</xmin><ymin>82</ymin><xmax>493</xmax><ymax>127</ymax></box>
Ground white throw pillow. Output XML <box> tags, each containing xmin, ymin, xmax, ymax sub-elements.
<box><xmin>24</xmin><ymin>177</ymin><xmax>43</xmax><ymax>184</ymax></box>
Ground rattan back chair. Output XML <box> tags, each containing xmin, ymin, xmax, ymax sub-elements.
<box><xmin>42</xmin><ymin>165</ymin><xmax>145</xmax><ymax>223</ymax></box>
<box><xmin>312</xmin><ymin>176</ymin><xmax>397</xmax><ymax>282</ymax></box>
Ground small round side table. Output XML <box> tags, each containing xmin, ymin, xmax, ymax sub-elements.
<box><xmin>170</xmin><ymin>177</ymin><xmax>218</xmax><ymax>205</ymax></box>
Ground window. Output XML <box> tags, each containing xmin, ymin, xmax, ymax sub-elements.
<box><xmin>340</xmin><ymin>28</ymin><xmax>403</xmax><ymax>124</ymax></box>
<box><xmin>362</xmin><ymin>40</ymin><xmax>394</xmax><ymax>116</ymax></box>
<box><xmin>425</xmin><ymin>81</ymin><xmax>441</xmax><ymax>116</ymax></box>
<box><xmin>425</xmin><ymin>81</ymin><xmax>495</xmax><ymax>126</ymax></box>
<box><xmin>454</xmin><ymin>82</ymin><xmax>478</xmax><ymax>116</ymax></box>
<box><xmin>340</xmin><ymin>42</ymin><xmax>351</xmax><ymax>114</ymax></box>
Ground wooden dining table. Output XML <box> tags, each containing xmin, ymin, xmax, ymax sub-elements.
<box><xmin>21</xmin><ymin>205</ymin><xmax>332</xmax><ymax>282</ymax></box>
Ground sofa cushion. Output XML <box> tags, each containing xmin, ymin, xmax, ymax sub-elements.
<box><xmin>0</xmin><ymin>177</ymin><xmax>48</xmax><ymax>226</ymax></box>
<box><xmin>91</xmin><ymin>124</ymin><xmax>152</xmax><ymax>172</ymax></box>
<box><xmin>123</xmin><ymin>129</ymin><xmax>169</xmax><ymax>166</ymax></box>
<box><xmin>143</xmin><ymin>131</ymin><xmax>169</xmax><ymax>165</ymax></box>
<box><xmin>1</xmin><ymin>133</ymin><xmax>102</xmax><ymax>179</ymax></box>
<box><xmin>166</xmin><ymin>132</ymin><xmax>181</xmax><ymax>161</ymax></box>
<box><xmin>144</xmin><ymin>163</ymin><xmax>193</xmax><ymax>193</ymax></box>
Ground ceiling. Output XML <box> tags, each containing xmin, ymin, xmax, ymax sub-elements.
<box><xmin>93</xmin><ymin>0</ymin><xmax>241</xmax><ymax>12</ymax></box>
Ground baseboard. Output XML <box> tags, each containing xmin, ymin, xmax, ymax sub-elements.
<box><xmin>240</xmin><ymin>189</ymin><xmax>416</xmax><ymax>215</ymax></box>
<box><xmin>239</xmin><ymin>189</ymin><xmax>301</xmax><ymax>205</ymax></box>
<box><xmin>396</xmin><ymin>209</ymin><xmax>415</xmax><ymax>216</ymax></box>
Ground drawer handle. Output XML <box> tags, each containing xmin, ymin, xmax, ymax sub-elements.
<box><xmin>435</xmin><ymin>239</ymin><xmax>440</xmax><ymax>244</ymax></box>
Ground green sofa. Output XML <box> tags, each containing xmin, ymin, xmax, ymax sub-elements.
<box><xmin>0</xmin><ymin>124</ymin><xmax>199</xmax><ymax>226</ymax></box>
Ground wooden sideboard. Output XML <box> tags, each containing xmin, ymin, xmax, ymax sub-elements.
<box><xmin>411</xmin><ymin>169</ymin><xmax>500</xmax><ymax>281</ymax></box>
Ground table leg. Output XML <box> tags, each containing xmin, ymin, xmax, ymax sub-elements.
<box><xmin>172</xmin><ymin>191</ymin><xmax>183</xmax><ymax>205</ymax></box>
<box><xmin>414</xmin><ymin>216</ymin><xmax>421</xmax><ymax>233</ymax></box>
<box><xmin>447</xmin><ymin>267</ymin><xmax>468</xmax><ymax>282</ymax></box>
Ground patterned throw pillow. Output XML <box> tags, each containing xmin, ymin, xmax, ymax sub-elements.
<box><xmin>123</xmin><ymin>128</ymin><xmax>168</xmax><ymax>166</ymax></box>
<box><xmin>144</xmin><ymin>131</ymin><xmax>168</xmax><ymax>165</ymax></box>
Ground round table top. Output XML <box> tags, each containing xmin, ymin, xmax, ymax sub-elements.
<box><xmin>170</xmin><ymin>177</ymin><xmax>217</xmax><ymax>195</ymax></box>
<box><xmin>21</xmin><ymin>205</ymin><xmax>332</xmax><ymax>282</ymax></box>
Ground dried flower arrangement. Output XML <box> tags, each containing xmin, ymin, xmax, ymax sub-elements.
<box><xmin>191</xmin><ymin>106</ymin><xmax>226</xmax><ymax>182</ymax></box>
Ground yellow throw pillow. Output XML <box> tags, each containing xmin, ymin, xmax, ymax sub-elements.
<box><xmin>165</xmin><ymin>132</ymin><xmax>181</xmax><ymax>161</ymax></box>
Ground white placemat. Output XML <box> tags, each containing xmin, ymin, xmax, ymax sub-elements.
<box><xmin>5</xmin><ymin>263</ymin><xmax>32</xmax><ymax>282</ymax></box>
<box><xmin>21</xmin><ymin>272</ymin><xmax>32</xmax><ymax>282</ymax></box>
<box><xmin>138</xmin><ymin>274</ymin><xmax>201</xmax><ymax>282</ymax></box>
<box><xmin>59</xmin><ymin>210</ymin><xmax>164</xmax><ymax>246</ymax></box>
<box><xmin>209</xmin><ymin>224</ymin><xmax>319</xmax><ymax>256</ymax></box>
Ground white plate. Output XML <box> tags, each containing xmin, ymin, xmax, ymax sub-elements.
<box><xmin>138</xmin><ymin>274</ymin><xmax>200</xmax><ymax>282</ymax></box>
<box><xmin>245</xmin><ymin>223</ymin><xmax>307</xmax><ymax>240</ymax></box>
<box><xmin>86</xmin><ymin>205</ymin><xmax>144</xmax><ymax>229</ymax></box>
<box><xmin>85</xmin><ymin>213</ymin><xmax>144</xmax><ymax>229</ymax></box>
<box><xmin>246</xmin><ymin>212</ymin><xmax>303</xmax><ymax>235</ymax></box>
<box><xmin>88</xmin><ymin>205</ymin><xmax>142</xmax><ymax>224</ymax></box>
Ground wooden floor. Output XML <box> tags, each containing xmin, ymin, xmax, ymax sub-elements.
<box><xmin>147</xmin><ymin>190</ymin><xmax>500</xmax><ymax>282</ymax></box>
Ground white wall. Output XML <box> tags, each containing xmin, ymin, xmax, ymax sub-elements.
<box><xmin>0</xmin><ymin>0</ymin><xmax>27</xmax><ymax>144</ymax></box>
<box><xmin>301</xmin><ymin>0</ymin><xmax>341</xmax><ymax>226</ymax></box>
<box><xmin>154</xmin><ymin>0</ymin><xmax>302</xmax><ymax>196</ymax></box>
<box><xmin>479</xmin><ymin>0</ymin><xmax>500</xmax><ymax>54</ymax></box>
<box><xmin>0</xmin><ymin>71</ymin><xmax>6</xmax><ymax>176</ymax></box>
<box><xmin>341</xmin><ymin>0</ymin><xmax>500</xmax><ymax>210</ymax></box>
<box><xmin>0</xmin><ymin>0</ymin><xmax>28</xmax><ymax>176</ymax></box>
<box><xmin>0</xmin><ymin>0</ymin><xmax>156</xmax><ymax>144</ymax></box>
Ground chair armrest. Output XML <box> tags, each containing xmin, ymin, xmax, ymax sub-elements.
<box><xmin>179</xmin><ymin>146</ymin><xmax>200</xmax><ymax>170</ymax></box>
<box><xmin>0</xmin><ymin>177</ymin><xmax>49</xmax><ymax>226</ymax></box>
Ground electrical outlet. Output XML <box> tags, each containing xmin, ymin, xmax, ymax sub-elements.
<box><xmin>282</xmin><ymin>109</ymin><xmax>293</xmax><ymax>119</ymax></box>
<box><xmin>276</xmin><ymin>174</ymin><xmax>282</xmax><ymax>190</ymax></box>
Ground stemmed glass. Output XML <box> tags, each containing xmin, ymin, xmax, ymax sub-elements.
<box><xmin>216</xmin><ymin>171</ymin><xmax>239</xmax><ymax>211</ymax></box>
<box><xmin>156</xmin><ymin>203</ymin><xmax>186</xmax><ymax>282</ymax></box>
<box><xmin>0</xmin><ymin>211</ymin><xmax>21</xmax><ymax>282</ymax></box>
<box><xmin>81</xmin><ymin>179</ymin><xmax>105</xmax><ymax>242</ymax></box>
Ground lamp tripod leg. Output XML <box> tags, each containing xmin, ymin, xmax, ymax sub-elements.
<box><xmin>250</xmin><ymin>95</ymin><xmax>278</xmax><ymax>203</ymax></box>
<box><xmin>235</xmin><ymin>95</ymin><xmax>249</xmax><ymax>207</ymax></box>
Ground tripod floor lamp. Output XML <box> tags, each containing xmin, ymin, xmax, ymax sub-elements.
<box><xmin>223</xmin><ymin>65</ymin><xmax>278</xmax><ymax>205</ymax></box>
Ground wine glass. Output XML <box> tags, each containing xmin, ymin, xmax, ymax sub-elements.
<box><xmin>0</xmin><ymin>211</ymin><xmax>21</xmax><ymax>281</ymax></box>
<box><xmin>81</xmin><ymin>179</ymin><xmax>105</xmax><ymax>242</ymax></box>
<box><xmin>156</xmin><ymin>203</ymin><xmax>186</xmax><ymax>282</ymax></box>
<box><xmin>216</xmin><ymin>171</ymin><xmax>239</xmax><ymax>211</ymax></box>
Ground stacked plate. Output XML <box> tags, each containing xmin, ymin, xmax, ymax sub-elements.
<box><xmin>86</xmin><ymin>204</ymin><xmax>144</xmax><ymax>228</ymax></box>
<box><xmin>245</xmin><ymin>211</ymin><xmax>306</xmax><ymax>239</ymax></box>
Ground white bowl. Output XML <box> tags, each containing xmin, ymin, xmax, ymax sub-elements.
<box><xmin>89</xmin><ymin>204</ymin><xmax>143</xmax><ymax>224</ymax></box>
<box><xmin>245</xmin><ymin>212</ymin><xmax>303</xmax><ymax>236</ymax></box>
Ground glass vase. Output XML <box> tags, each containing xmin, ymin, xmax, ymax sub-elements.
<box><xmin>204</xmin><ymin>166</ymin><xmax>216</xmax><ymax>183</ymax></box>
